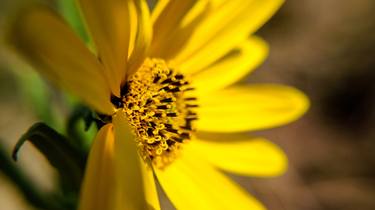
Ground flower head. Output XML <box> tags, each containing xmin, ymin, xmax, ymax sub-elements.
<box><xmin>7</xmin><ymin>0</ymin><xmax>309</xmax><ymax>209</ymax></box>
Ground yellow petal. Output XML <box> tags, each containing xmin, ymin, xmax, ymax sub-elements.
<box><xmin>7</xmin><ymin>5</ymin><xmax>113</xmax><ymax>114</ymax></box>
<box><xmin>197</xmin><ymin>84</ymin><xmax>309</xmax><ymax>132</ymax></box>
<box><xmin>155</xmin><ymin>151</ymin><xmax>265</xmax><ymax>210</ymax></box>
<box><xmin>140</xmin><ymin>160</ymin><xmax>161</xmax><ymax>210</ymax></box>
<box><xmin>113</xmin><ymin>111</ymin><xmax>159</xmax><ymax>210</ymax></box>
<box><xmin>79</xmin><ymin>121</ymin><xmax>158</xmax><ymax>210</ymax></box>
<box><xmin>78</xmin><ymin>124</ymin><xmax>117</xmax><ymax>210</ymax></box>
<box><xmin>78</xmin><ymin>0</ymin><xmax>133</xmax><ymax>96</ymax></box>
<box><xmin>150</xmin><ymin>0</ymin><xmax>196</xmax><ymax>47</ymax></box>
<box><xmin>127</xmin><ymin>0</ymin><xmax>153</xmax><ymax>77</ymax></box>
<box><xmin>149</xmin><ymin>0</ymin><xmax>209</xmax><ymax>59</ymax></box>
<box><xmin>174</xmin><ymin>0</ymin><xmax>284</xmax><ymax>74</ymax></box>
<box><xmin>190</xmin><ymin>138</ymin><xmax>287</xmax><ymax>176</ymax></box>
<box><xmin>193</xmin><ymin>37</ymin><xmax>268</xmax><ymax>95</ymax></box>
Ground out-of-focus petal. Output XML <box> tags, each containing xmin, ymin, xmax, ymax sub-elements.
<box><xmin>78</xmin><ymin>0</ymin><xmax>133</xmax><ymax>96</ymax></box>
<box><xmin>7</xmin><ymin>5</ymin><xmax>113</xmax><ymax>114</ymax></box>
<box><xmin>78</xmin><ymin>124</ymin><xmax>117</xmax><ymax>210</ymax></box>
<box><xmin>113</xmin><ymin>111</ymin><xmax>158</xmax><ymax>210</ymax></box>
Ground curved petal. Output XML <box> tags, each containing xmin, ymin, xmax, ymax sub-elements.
<box><xmin>149</xmin><ymin>0</ymin><xmax>209</xmax><ymax>59</ymax></box>
<box><xmin>78</xmin><ymin>124</ymin><xmax>117</xmax><ymax>210</ymax></box>
<box><xmin>155</xmin><ymin>151</ymin><xmax>265</xmax><ymax>210</ymax></box>
<box><xmin>113</xmin><ymin>111</ymin><xmax>160</xmax><ymax>210</ymax></box>
<box><xmin>141</xmin><ymin>161</ymin><xmax>161</xmax><ymax>210</ymax></box>
<box><xmin>7</xmin><ymin>5</ymin><xmax>113</xmax><ymax>114</ymax></box>
<box><xmin>174</xmin><ymin>0</ymin><xmax>284</xmax><ymax>74</ymax></box>
<box><xmin>78</xmin><ymin>0</ymin><xmax>134</xmax><ymax>96</ymax></box>
<box><xmin>193</xmin><ymin>37</ymin><xmax>268</xmax><ymax>96</ymax></box>
<box><xmin>197</xmin><ymin>84</ymin><xmax>309</xmax><ymax>132</ymax></box>
<box><xmin>78</xmin><ymin>114</ymin><xmax>160</xmax><ymax>210</ymax></box>
<box><xmin>127</xmin><ymin>0</ymin><xmax>153</xmax><ymax>77</ymax></box>
<box><xmin>151</xmin><ymin>0</ymin><xmax>196</xmax><ymax>37</ymax></box>
<box><xmin>190</xmin><ymin>138</ymin><xmax>287</xmax><ymax>177</ymax></box>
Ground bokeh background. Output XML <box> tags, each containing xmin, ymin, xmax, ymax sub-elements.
<box><xmin>1</xmin><ymin>0</ymin><xmax>374</xmax><ymax>210</ymax></box>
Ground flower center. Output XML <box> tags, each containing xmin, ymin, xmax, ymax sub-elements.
<box><xmin>114</xmin><ymin>58</ymin><xmax>198</xmax><ymax>168</ymax></box>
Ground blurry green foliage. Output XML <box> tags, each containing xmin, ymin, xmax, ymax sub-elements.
<box><xmin>57</xmin><ymin>0</ymin><xmax>89</xmax><ymax>43</ymax></box>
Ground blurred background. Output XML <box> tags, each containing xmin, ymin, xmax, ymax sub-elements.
<box><xmin>0</xmin><ymin>0</ymin><xmax>374</xmax><ymax>210</ymax></box>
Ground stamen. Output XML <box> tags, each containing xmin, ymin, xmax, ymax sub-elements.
<box><xmin>157</xmin><ymin>105</ymin><xmax>169</xmax><ymax>110</ymax></box>
<box><xmin>122</xmin><ymin>58</ymin><xmax>197</xmax><ymax>168</ymax></box>
<box><xmin>184</xmin><ymin>97</ymin><xmax>197</xmax><ymax>101</ymax></box>
<box><xmin>184</xmin><ymin>87</ymin><xmax>195</xmax><ymax>91</ymax></box>
<box><xmin>166</xmin><ymin>113</ymin><xmax>177</xmax><ymax>117</ymax></box>
<box><xmin>175</xmin><ymin>74</ymin><xmax>184</xmax><ymax>79</ymax></box>
<box><xmin>161</xmin><ymin>98</ymin><xmax>174</xmax><ymax>103</ymax></box>
<box><xmin>186</xmin><ymin>104</ymin><xmax>199</xmax><ymax>108</ymax></box>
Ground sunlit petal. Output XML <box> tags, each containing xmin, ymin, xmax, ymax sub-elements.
<box><xmin>149</xmin><ymin>0</ymin><xmax>209</xmax><ymax>59</ymax></box>
<box><xmin>190</xmin><ymin>137</ymin><xmax>287</xmax><ymax>176</ymax></box>
<box><xmin>193</xmin><ymin>37</ymin><xmax>268</xmax><ymax>95</ymax></box>
<box><xmin>140</xmin><ymin>160</ymin><xmax>160</xmax><ymax>210</ymax></box>
<box><xmin>197</xmin><ymin>84</ymin><xmax>309</xmax><ymax>132</ymax></box>
<box><xmin>127</xmin><ymin>0</ymin><xmax>153</xmax><ymax>77</ymax></box>
<box><xmin>175</xmin><ymin>0</ymin><xmax>284</xmax><ymax>74</ymax></box>
<box><xmin>155</xmin><ymin>151</ymin><xmax>265</xmax><ymax>210</ymax></box>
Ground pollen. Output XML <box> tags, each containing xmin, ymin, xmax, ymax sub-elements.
<box><xmin>119</xmin><ymin>58</ymin><xmax>198</xmax><ymax>168</ymax></box>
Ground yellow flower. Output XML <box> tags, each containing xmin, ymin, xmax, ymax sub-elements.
<box><xmin>8</xmin><ymin>0</ymin><xmax>309</xmax><ymax>210</ymax></box>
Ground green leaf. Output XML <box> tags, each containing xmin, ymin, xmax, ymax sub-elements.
<box><xmin>13</xmin><ymin>122</ymin><xmax>86</xmax><ymax>193</ymax></box>
<box><xmin>66</xmin><ymin>105</ymin><xmax>98</xmax><ymax>151</ymax></box>
<box><xmin>0</xmin><ymin>141</ymin><xmax>64</xmax><ymax>210</ymax></box>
